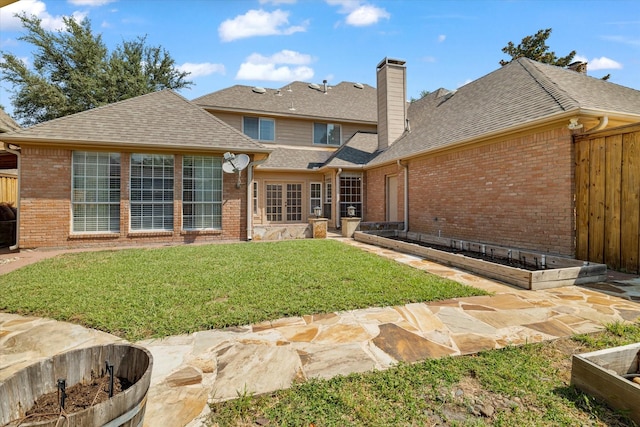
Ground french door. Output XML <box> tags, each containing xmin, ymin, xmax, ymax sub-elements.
<box><xmin>266</xmin><ymin>183</ymin><xmax>302</xmax><ymax>222</ymax></box>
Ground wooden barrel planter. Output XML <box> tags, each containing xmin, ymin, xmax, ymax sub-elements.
<box><xmin>0</xmin><ymin>343</ymin><xmax>153</xmax><ymax>427</ymax></box>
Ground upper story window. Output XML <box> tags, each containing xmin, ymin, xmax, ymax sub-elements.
<box><xmin>243</xmin><ymin>117</ymin><xmax>275</xmax><ymax>142</ymax></box>
<box><xmin>314</xmin><ymin>123</ymin><xmax>341</xmax><ymax>146</ymax></box>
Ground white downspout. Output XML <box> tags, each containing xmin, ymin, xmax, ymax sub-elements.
<box><xmin>397</xmin><ymin>159</ymin><xmax>408</xmax><ymax>232</ymax></box>
<box><xmin>335</xmin><ymin>168</ymin><xmax>342</xmax><ymax>228</ymax></box>
<box><xmin>4</xmin><ymin>143</ymin><xmax>20</xmax><ymax>250</ymax></box>
<box><xmin>246</xmin><ymin>158</ymin><xmax>267</xmax><ymax>241</ymax></box>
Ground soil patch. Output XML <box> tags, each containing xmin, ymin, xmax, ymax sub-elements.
<box><xmin>388</xmin><ymin>236</ymin><xmax>541</xmax><ymax>271</ymax></box>
<box><xmin>19</xmin><ymin>372</ymin><xmax>131</xmax><ymax>423</ymax></box>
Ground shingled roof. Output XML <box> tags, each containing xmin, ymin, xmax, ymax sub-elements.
<box><xmin>258</xmin><ymin>145</ymin><xmax>334</xmax><ymax>170</ymax></box>
<box><xmin>193</xmin><ymin>81</ymin><xmax>377</xmax><ymax>124</ymax></box>
<box><xmin>324</xmin><ymin>132</ymin><xmax>380</xmax><ymax>168</ymax></box>
<box><xmin>0</xmin><ymin>90</ymin><xmax>270</xmax><ymax>153</ymax></box>
<box><xmin>0</xmin><ymin>109</ymin><xmax>20</xmax><ymax>133</ymax></box>
<box><xmin>369</xmin><ymin>57</ymin><xmax>640</xmax><ymax>167</ymax></box>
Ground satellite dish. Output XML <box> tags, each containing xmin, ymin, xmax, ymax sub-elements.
<box><xmin>222</xmin><ymin>153</ymin><xmax>250</xmax><ymax>188</ymax></box>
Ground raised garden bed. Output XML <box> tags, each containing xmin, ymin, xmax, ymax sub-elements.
<box><xmin>354</xmin><ymin>230</ymin><xmax>607</xmax><ymax>290</ymax></box>
<box><xmin>571</xmin><ymin>343</ymin><xmax>640</xmax><ymax>424</ymax></box>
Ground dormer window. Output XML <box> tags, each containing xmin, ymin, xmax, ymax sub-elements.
<box><xmin>243</xmin><ymin>116</ymin><xmax>275</xmax><ymax>142</ymax></box>
<box><xmin>314</xmin><ymin>123</ymin><xmax>341</xmax><ymax>146</ymax></box>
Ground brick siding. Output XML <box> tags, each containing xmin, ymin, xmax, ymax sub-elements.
<box><xmin>366</xmin><ymin>125</ymin><xmax>575</xmax><ymax>256</ymax></box>
<box><xmin>18</xmin><ymin>147</ymin><xmax>246</xmax><ymax>248</ymax></box>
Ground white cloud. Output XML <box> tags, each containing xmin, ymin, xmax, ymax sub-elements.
<box><xmin>327</xmin><ymin>0</ymin><xmax>390</xmax><ymax>26</ymax></box>
<box><xmin>235</xmin><ymin>50</ymin><xmax>314</xmax><ymax>81</ymax></box>
<box><xmin>437</xmin><ymin>34</ymin><xmax>446</xmax><ymax>43</ymax></box>
<box><xmin>218</xmin><ymin>9</ymin><xmax>308</xmax><ymax>42</ymax></box>
<box><xmin>422</xmin><ymin>56</ymin><xmax>436</xmax><ymax>63</ymax></box>
<box><xmin>0</xmin><ymin>0</ymin><xmax>86</xmax><ymax>31</ymax></box>
<box><xmin>589</xmin><ymin>57</ymin><xmax>623</xmax><ymax>70</ymax></box>
<box><xmin>177</xmin><ymin>62</ymin><xmax>226</xmax><ymax>78</ymax></box>
<box><xmin>574</xmin><ymin>54</ymin><xmax>623</xmax><ymax>71</ymax></box>
<box><xmin>68</xmin><ymin>0</ymin><xmax>116</xmax><ymax>5</ymax></box>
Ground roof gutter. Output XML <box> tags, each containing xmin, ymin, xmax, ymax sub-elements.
<box><xmin>3</xmin><ymin>143</ymin><xmax>20</xmax><ymax>251</ymax></box>
<box><xmin>397</xmin><ymin>159</ymin><xmax>408</xmax><ymax>232</ymax></box>
<box><xmin>0</xmin><ymin>137</ymin><xmax>273</xmax><ymax>154</ymax></box>
<box><xmin>366</xmin><ymin>108</ymin><xmax>640</xmax><ymax>169</ymax></box>
<box><xmin>246</xmin><ymin>157</ymin><xmax>268</xmax><ymax>241</ymax></box>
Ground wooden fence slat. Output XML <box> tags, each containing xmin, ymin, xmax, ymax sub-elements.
<box><xmin>0</xmin><ymin>175</ymin><xmax>18</xmax><ymax>205</ymax></box>
<box><xmin>604</xmin><ymin>134</ymin><xmax>622</xmax><ymax>270</ymax></box>
<box><xmin>575</xmin><ymin>138</ymin><xmax>590</xmax><ymax>261</ymax></box>
<box><xmin>588</xmin><ymin>137</ymin><xmax>606</xmax><ymax>263</ymax></box>
<box><xmin>621</xmin><ymin>132</ymin><xmax>640</xmax><ymax>273</ymax></box>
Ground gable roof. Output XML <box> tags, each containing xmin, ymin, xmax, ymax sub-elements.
<box><xmin>258</xmin><ymin>145</ymin><xmax>334</xmax><ymax>170</ymax></box>
<box><xmin>369</xmin><ymin>57</ymin><xmax>640</xmax><ymax>166</ymax></box>
<box><xmin>0</xmin><ymin>90</ymin><xmax>270</xmax><ymax>153</ymax></box>
<box><xmin>193</xmin><ymin>81</ymin><xmax>377</xmax><ymax>124</ymax></box>
<box><xmin>324</xmin><ymin>131</ymin><xmax>380</xmax><ymax>168</ymax></box>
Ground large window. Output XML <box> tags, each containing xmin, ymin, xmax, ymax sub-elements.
<box><xmin>314</xmin><ymin>123</ymin><xmax>341</xmax><ymax>146</ymax></box>
<box><xmin>340</xmin><ymin>174</ymin><xmax>362</xmax><ymax>218</ymax></box>
<box><xmin>183</xmin><ymin>155</ymin><xmax>222</xmax><ymax>230</ymax></box>
<box><xmin>72</xmin><ymin>151</ymin><xmax>120</xmax><ymax>233</ymax></box>
<box><xmin>130</xmin><ymin>154</ymin><xmax>174</xmax><ymax>231</ymax></box>
<box><xmin>243</xmin><ymin>117</ymin><xmax>275</xmax><ymax>141</ymax></box>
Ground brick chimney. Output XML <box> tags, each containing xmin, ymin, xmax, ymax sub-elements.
<box><xmin>376</xmin><ymin>58</ymin><xmax>407</xmax><ymax>151</ymax></box>
<box><xmin>567</xmin><ymin>61</ymin><xmax>587</xmax><ymax>74</ymax></box>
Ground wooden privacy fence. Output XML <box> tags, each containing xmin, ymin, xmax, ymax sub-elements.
<box><xmin>0</xmin><ymin>173</ymin><xmax>17</xmax><ymax>204</ymax></box>
<box><xmin>575</xmin><ymin>123</ymin><xmax>640</xmax><ymax>273</ymax></box>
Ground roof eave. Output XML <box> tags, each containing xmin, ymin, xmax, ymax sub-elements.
<box><xmin>201</xmin><ymin>106</ymin><xmax>377</xmax><ymax>125</ymax></box>
<box><xmin>368</xmin><ymin>108</ymin><xmax>640</xmax><ymax>169</ymax></box>
<box><xmin>0</xmin><ymin>136</ymin><xmax>273</xmax><ymax>154</ymax></box>
<box><xmin>366</xmin><ymin>109</ymin><xmax>584</xmax><ymax>169</ymax></box>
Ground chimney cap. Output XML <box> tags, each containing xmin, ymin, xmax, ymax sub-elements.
<box><xmin>377</xmin><ymin>57</ymin><xmax>406</xmax><ymax>70</ymax></box>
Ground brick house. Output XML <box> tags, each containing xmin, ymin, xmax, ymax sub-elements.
<box><xmin>0</xmin><ymin>90</ymin><xmax>270</xmax><ymax>248</ymax></box>
<box><xmin>2</xmin><ymin>57</ymin><xmax>640</xmax><ymax>255</ymax></box>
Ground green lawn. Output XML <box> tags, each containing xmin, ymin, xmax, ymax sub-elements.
<box><xmin>0</xmin><ymin>239</ymin><xmax>486</xmax><ymax>341</ymax></box>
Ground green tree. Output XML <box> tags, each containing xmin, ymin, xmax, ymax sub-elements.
<box><xmin>499</xmin><ymin>28</ymin><xmax>575</xmax><ymax>67</ymax></box>
<box><xmin>1</xmin><ymin>13</ymin><xmax>192</xmax><ymax>126</ymax></box>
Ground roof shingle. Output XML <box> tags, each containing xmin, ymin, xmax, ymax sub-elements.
<box><xmin>369</xmin><ymin>58</ymin><xmax>640</xmax><ymax>166</ymax></box>
<box><xmin>0</xmin><ymin>90</ymin><xmax>269</xmax><ymax>153</ymax></box>
<box><xmin>194</xmin><ymin>81</ymin><xmax>377</xmax><ymax>123</ymax></box>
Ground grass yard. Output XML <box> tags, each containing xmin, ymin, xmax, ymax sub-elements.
<box><xmin>207</xmin><ymin>321</ymin><xmax>640</xmax><ymax>427</ymax></box>
<box><xmin>0</xmin><ymin>239</ymin><xmax>486</xmax><ymax>341</ymax></box>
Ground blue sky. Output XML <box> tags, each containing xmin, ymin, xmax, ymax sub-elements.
<box><xmin>1</xmin><ymin>0</ymin><xmax>639</xmax><ymax>118</ymax></box>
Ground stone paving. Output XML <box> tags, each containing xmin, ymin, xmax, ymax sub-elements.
<box><xmin>1</xmin><ymin>238</ymin><xmax>640</xmax><ymax>427</ymax></box>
